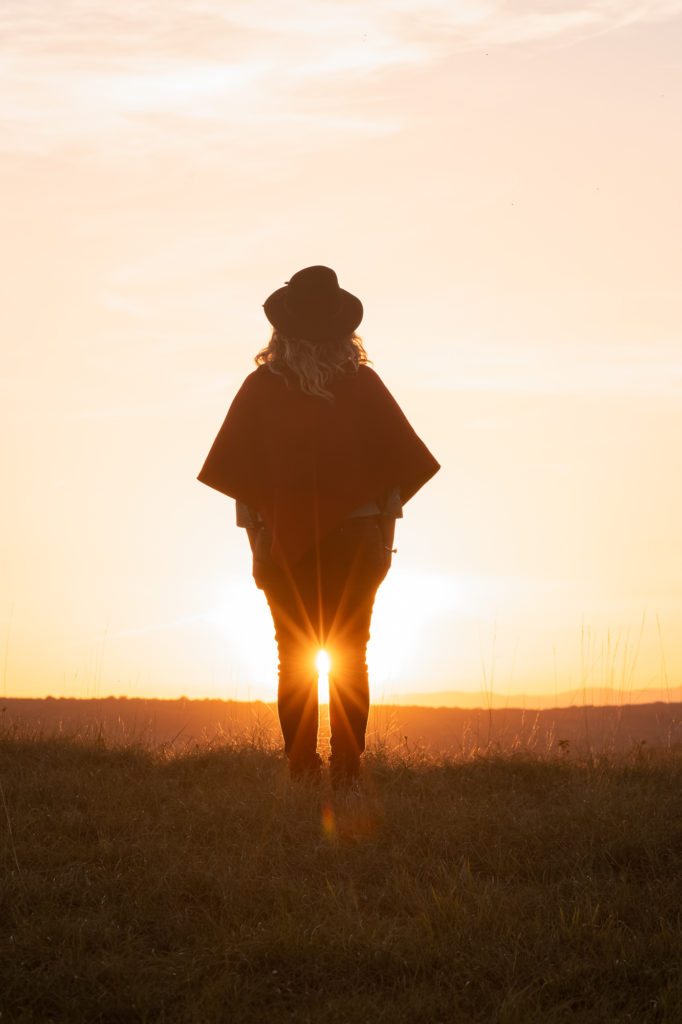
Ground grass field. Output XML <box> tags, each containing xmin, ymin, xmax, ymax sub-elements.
<box><xmin>1</xmin><ymin>728</ymin><xmax>682</xmax><ymax>1023</ymax></box>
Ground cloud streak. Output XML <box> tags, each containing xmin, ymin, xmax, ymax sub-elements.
<box><xmin>3</xmin><ymin>0</ymin><xmax>681</xmax><ymax>155</ymax></box>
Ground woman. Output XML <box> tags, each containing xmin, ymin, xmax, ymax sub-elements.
<box><xmin>198</xmin><ymin>266</ymin><xmax>439</xmax><ymax>785</ymax></box>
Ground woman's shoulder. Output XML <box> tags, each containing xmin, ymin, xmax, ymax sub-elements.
<box><xmin>227</xmin><ymin>365</ymin><xmax>278</xmax><ymax>412</ymax></box>
<box><xmin>245</xmin><ymin>364</ymin><xmax>270</xmax><ymax>382</ymax></box>
<box><xmin>239</xmin><ymin>364</ymin><xmax>280</xmax><ymax>392</ymax></box>
<box><xmin>354</xmin><ymin>364</ymin><xmax>383</xmax><ymax>387</ymax></box>
<box><xmin>354</xmin><ymin>363</ymin><xmax>391</xmax><ymax>395</ymax></box>
<box><xmin>329</xmin><ymin>363</ymin><xmax>381</xmax><ymax>399</ymax></box>
<box><xmin>233</xmin><ymin>365</ymin><xmax>300</xmax><ymax>413</ymax></box>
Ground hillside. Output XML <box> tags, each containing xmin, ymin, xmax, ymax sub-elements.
<box><xmin>3</xmin><ymin>696</ymin><xmax>682</xmax><ymax>756</ymax></box>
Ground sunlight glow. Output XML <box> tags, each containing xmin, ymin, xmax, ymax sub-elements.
<box><xmin>3</xmin><ymin>0</ymin><xmax>681</xmax><ymax>705</ymax></box>
<box><xmin>315</xmin><ymin>649</ymin><xmax>331</xmax><ymax>676</ymax></box>
<box><xmin>316</xmin><ymin>649</ymin><xmax>331</xmax><ymax>705</ymax></box>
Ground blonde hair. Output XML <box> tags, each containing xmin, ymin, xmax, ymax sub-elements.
<box><xmin>255</xmin><ymin>329</ymin><xmax>370</xmax><ymax>400</ymax></box>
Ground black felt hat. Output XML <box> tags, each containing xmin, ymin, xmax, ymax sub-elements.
<box><xmin>263</xmin><ymin>265</ymin><xmax>363</xmax><ymax>342</ymax></box>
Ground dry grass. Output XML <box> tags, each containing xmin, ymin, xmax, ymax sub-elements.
<box><xmin>1</xmin><ymin>727</ymin><xmax>682</xmax><ymax>1022</ymax></box>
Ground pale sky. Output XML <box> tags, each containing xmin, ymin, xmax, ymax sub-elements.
<box><xmin>2</xmin><ymin>1</ymin><xmax>681</xmax><ymax>705</ymax></box>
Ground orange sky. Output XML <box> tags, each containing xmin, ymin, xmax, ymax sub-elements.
<box><xmin>2</xmin><ymin>1</ymin><xmax>681</xmax><ymax>705</ymax></box>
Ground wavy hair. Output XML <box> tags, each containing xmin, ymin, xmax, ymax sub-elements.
<box><xmin>255</xmin><ymin>329</ymin><xmax>370</xmax><ymax>400</ymax></box>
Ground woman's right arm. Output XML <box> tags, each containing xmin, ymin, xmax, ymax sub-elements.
<box><xmin>246</xmin><ymin>527</ymin><xmax>261</xmax><ymax>554</ymax></box>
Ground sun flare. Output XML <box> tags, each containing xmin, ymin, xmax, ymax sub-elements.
<box><xmin>316</xmin><ymin>648</ymin><xmax>331</xmax><ymax>704</ymax></box>
<box><xmin>315</xmin><ymin>649</ymin><xmax>331</xmax><ymax>676</ymax></box>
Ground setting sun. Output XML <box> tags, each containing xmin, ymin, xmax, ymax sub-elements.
<box><xmin>316</xmin><ymin>649</ymin><xmax>331</xmax><ymax>704</ymax></box>
<box><xmin>315</xmin><ymin>649</ymin><xmax>331</xmax><ymax>676</ymax></box>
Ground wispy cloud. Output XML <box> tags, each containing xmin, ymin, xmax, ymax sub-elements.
<box><xmin>3</xmin><ymin>0</ymin><xmax>681</xmax><ymax>155</ymax></box>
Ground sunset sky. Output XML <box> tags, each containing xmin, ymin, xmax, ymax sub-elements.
<box><xmin>2</xmin><ymin>1</ymin><xmax>681</xmax><ymax>705</ymax></box>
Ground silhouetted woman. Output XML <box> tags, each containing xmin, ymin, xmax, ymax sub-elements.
<box><xmin>198</xmin><ymin>266</ymin><xmax>439</xmax><ymax>785</ymax></box>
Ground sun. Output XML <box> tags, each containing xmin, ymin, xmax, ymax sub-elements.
<box><xmin>316</xmin><ymin>648</ymin><xmax>331</xmax><ymax>704</ymax></box>
<box><xmin>315</xmin><ymin>649</ymin><xmax>331</xmax><ymax>675</ymax></box>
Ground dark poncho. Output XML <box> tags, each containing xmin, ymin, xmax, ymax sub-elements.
<box><xmin>198</xmin><ymin>364</ymin><xmax>439</xmax><ymax>568</ymax></box>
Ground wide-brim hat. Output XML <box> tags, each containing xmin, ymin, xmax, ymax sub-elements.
<box><xmin>263</xmin><ymin>265</ymin><xmax>363</xmax><ymax>343</ymax></box>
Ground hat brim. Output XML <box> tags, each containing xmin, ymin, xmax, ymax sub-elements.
<box><xmin>263</xmin><ymin>286</ymin><xmax>363</xmax><ymax>342</ymax></box>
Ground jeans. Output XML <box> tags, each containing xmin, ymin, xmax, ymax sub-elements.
<box><xmin>251</xmin><ymin>517</ymin><xmax>391</xmax><ymax>773</ymax></box>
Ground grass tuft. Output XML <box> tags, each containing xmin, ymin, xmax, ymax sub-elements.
<box><xmin>1</xmin><ymin>729</ymin><xmax>682</xmax><ymax>1022</ymax></box>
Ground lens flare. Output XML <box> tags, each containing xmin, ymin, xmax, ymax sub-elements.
<box><xmin>316</xmin><ymin>648</ymin><xmax>331</xmax><ymax>705</ymax></box>
<box><xmin>315</xmin><ymin>649</ymin><xmax>331</xmax><ymax>676</ymax></box>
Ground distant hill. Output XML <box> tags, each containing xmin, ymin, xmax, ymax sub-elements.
<box><xmin>385</xmin><ymin>686</ymin><xmax>682</xmax><ymax>710</ymax></box>
<box><xmin>3</xmin><ymin>696</ymin><xmax>682</xmax><ymax>756</ymax></box>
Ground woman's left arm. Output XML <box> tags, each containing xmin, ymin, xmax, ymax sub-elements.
<box><xmin>379</xmin><ymin>516</ymin><xmax>396</xmax><ymax>553</ymax></box>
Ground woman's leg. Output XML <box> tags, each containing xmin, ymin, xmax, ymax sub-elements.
<box><xmin>327</xmin><ymin>592</ymin><xmax>375</xmax><ymax>781</ymax></box>
<box><xmin>264</xmin><ymin>588</ymin><xmax>321</xmax><ymax>775</ymax></box>
<box><xmin>252</xmin><ymin>529</ymin><xmax>321</xmax><ymax>776</ymax></box>
<box><xmin>320</xmin><ymin>518</ymin><xmax>390</xmax><ymax>783</ymax></box>
<box><xmin>252</xmin><ymin>518</ymin><xmax>391</xmax><ymax>781</ymax></box>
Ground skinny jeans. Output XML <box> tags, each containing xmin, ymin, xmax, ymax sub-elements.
<box><xmin>251</xmin><ymin>517</ymin><xmax>391</xmax><ymax>772</ymax></box>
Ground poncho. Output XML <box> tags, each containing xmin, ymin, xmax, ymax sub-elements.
<box><xmin>198</xmin><ymin>364</ymin><xmax>440</xmax><ymax>568</ymax></box>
